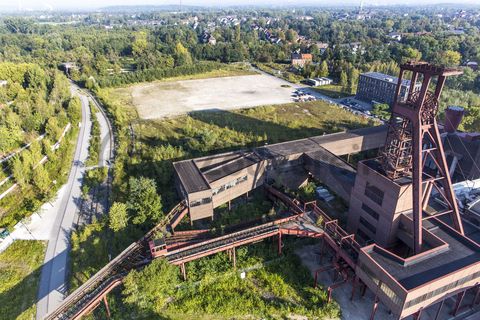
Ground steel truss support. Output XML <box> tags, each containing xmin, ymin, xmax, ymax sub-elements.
<box><xmin>434</xmin><ymin>299</ymin><xmax>445</xmax><ymax>320</ymax></box>
<box><xmin>370</xmin><ymin>295</ymin><xmax>379</xmax><ymax>320</ymax></box>
<box><xmin>103</xmin><ymin>296</ymin><xmax>111</xmax><ymax>319</ymax></box>
<box><xmin>379</xmin><ymin>62</ymin><xmax>464</xmax><ymax>254</ymax></box>
<box><xmin>180</xmin><ymin>263</ymin><xmax>187</xmax><ymax>281</ymax></box>
<box><xmin>452</xmin><ymin>290</ymin><xmax>466</xmax><ymax>316</ymax></box>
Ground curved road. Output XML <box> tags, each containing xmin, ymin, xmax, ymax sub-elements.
<box><xmin>36</xmin><ymin>84</ymin><xmax>114</xmax><ymax>319</ymax></box>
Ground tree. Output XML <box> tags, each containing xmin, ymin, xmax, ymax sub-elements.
<box><xmin>285</xmin><ymin>29</ymin><xmax>298</xmax><ymax>43</ymax></box>
<box><xmin>319</xmin><ymin>61</ymin><xmax>329</xmax><ymax>78</ymax></box>
<box><xmin>45</xmin><ymin>117</ymin><xmax>62</xmax><ymax>141</ymax></box>
<box><xmin>401</xmin><ymin>47</ymin><xmax>422</xmax><ymax>63</ymax></box>
<box><xmin>132</xmin><ymin>31</ymin><xmax>148</xmax><ymax>57</ymax></box>
<box><xmin>123</xmin><ymin>259</ymin><xmax>180</xmax><ymax>314</ymax></box>
<box><xmin>174</xmin><ymin>42</ymin><xmax>192</xmax><ymax>66</ymax></box>
<box><xmin>437</xmin><ymin>50</ymin><xmax>461</xmax><ymax>66</ymax></box>
<box><xmin>0</xmin><ymin>126</ymin><xmax>22</xmax><ymax>154</ymax></box>
<box><xmin>372</xmin><ymin>103</ymin><xmax>391</xmax><ymax>120</ymax></box>
<box><xmin>339</xmin><ymin>70</ymin><xmax>348</xmax><ymax>93</ymax></box>
<box><xmin>347</xmin><ymin>67</ymin><xmax>359</xmax><ymax>95</ymax></box>
<box><xmin>127</xmin><ymin>177</ymin><xmax>163</xmax><ymax>225</ymax></box>
<box><xmin>12</xmin><ymin>155</ymin><xmax>31</xmax><ymax>188</ymax></box>
<box><xmin>109</xmin><ymin>202</ymin><xmax>129</xmax><ymax>232</ymax></box>
<box><xmin>33</xmin><ymin>165</ymin><xmax>51</xmax><ymax>196</ymax></box>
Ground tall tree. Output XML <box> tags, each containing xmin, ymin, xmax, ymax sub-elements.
<box><xmin>174</xmin><ymin>42</ymin><xmax>193</xmax><ymax>66</ymax></box>
<box><xmin>319</xmin><ymin>61</ymin><xmax>329</xmax><ymax>78</ymax></box>
<box><xmin>339</xmin><ymin>70</ymin><xmax>348</xmax><ymax>93</ymax></box>
<box><xmin>109</xmin><ymin>202</ymin><xmax>129</xmax><ymax>232</ymax></box>
<box><xmin>127</xmin><ymin>177</ymin><xmax>163</xmax><ymax>225</ymax></box>
<box><xmin>347</xmin><ymin>67</ymin><xmax>359</xmax><ymax>95</ymax></box>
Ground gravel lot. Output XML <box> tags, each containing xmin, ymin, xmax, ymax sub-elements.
<box><xmin>126</xmin><ymin>74</ymin><xmax>297</xmax><ymax>119</ymax></box>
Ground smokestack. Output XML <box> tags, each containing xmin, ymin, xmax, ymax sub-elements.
<box><xmin>445</xmin><ymin>106</ymin><xmax>465</xmax><ymax>133</ymax></box>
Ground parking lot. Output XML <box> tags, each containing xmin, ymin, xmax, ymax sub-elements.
<box><xmin>119</xmin><ymin>74</ymin><xmax>304</xmax><ymax>119</ymax></box>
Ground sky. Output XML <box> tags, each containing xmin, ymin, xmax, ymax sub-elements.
<box><xmin>2</xmin><ymin>0</ymin><xmax>478</xmax><ymax>11</ymax></box>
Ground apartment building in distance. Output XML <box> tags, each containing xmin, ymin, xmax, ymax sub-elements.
<box><xmin>356</xmin><ymin>71</ymin><xmax>422</xmax><ymax>106</ymax></box>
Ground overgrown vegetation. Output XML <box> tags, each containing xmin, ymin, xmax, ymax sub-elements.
<box><xmin>0</xmin><ymin>63</ymin><xmax>81</xmax><ymax>228</ymax></box>
<box><xmin>85</xmin><ymin>101</ymin><xmax>100</xmax><ymax>167</ymax></box>
<box><xmin>0</xmin><ymin>240</ymin><xmax>46</xmax><ymax>320</ymax></box>
<box><xmin>313</xmin><ymin>84</ymin><xmax>352</xmax><ymax>99</ymax></box>
<box><xmin>69</xmin><ymin>91</ymin><xmax>371</xmax><ymax>308</ymax></box>
<box><xmin>92</xmin><ymin>240</ymin><xmax>340</xmax><ymax>319</ymax></box>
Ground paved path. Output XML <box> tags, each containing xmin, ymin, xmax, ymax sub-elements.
<box><xmin>36</xmin><ymin>85</ymin><xmax>92</xmax><ymax>320</ymax></box>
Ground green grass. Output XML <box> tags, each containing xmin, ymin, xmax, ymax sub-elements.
<box><xmin>92</xmin><ymin>240</ymin><xmax>340</xmax><ymax>320</ymax></box>
<box><xmin>255</xmin><ymin>62</ymin><xmax>304</xmax><ymax>83</ymax></box>
<box><xmin>0</xmin><ymin>240</ymin><xmax>46</xmax><ymax>320</ymax></box>
<box><xmin>313</xmin><ymin>84</ymin><xmax>352</xmax><ymax>99</ymax></box>
<box><xmin>156</xmin><ymin>63</ymin><xmax>257</xmax><ymax>82</ymax></box>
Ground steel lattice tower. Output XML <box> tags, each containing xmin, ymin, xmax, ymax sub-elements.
<box><xmin>379</xmin><ymin>61</ymin><xmax>464</xmax><ymax>254</ymax></box>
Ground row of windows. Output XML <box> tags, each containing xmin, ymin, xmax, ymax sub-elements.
<box><xmin>358</xmin><ymin>262</ymin><xmax>402</xmax><ymax>306</ymax></box>
<box><xmin>404</xmin><ymin>270</ymin><xmax>480</xmax><ymax>309</ymax></box>
<box><xmin>190</xmin><ymin>197</ymin><xmax>212</xmax><ymax>207</ymax></box>
<box><xmin>212</xmin><ymin>175</ymin><xmax>248</xmax><ymax>196</ymax></box>
<box><xmin>356</xmin><ymin>228</ymin><xmax>372</xmax><ymax>243</ymax></box>
<box><xmin>360</xmin><ymin>217</ymin><xmax>377</xmax><ymax>235</ymax></box>
<box><xmin>364</xmin><ymin>182</ymin><xmax>384</xmax><ymax>206</ymax></box>
<box><xmin>362</xmin><ymin>203</ymin><xmax>379</xmax><ymax>220</ymax></box>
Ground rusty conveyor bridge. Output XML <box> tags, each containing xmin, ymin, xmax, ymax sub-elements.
<box><xmin>44</xmin><ymin>185</ymin><xmax>359</xmax><ymax>319</ymax></box>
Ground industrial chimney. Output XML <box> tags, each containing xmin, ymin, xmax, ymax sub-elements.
<box><xmin>444</xmin><ymin>106</ymin><xmax>465</xmax><ymax>133</ymax></box>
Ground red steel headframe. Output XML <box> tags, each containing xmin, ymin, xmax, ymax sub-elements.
<box><xmin>379</xmin><ymin>61</ymin><xmax>464</xmax><ymax>254</ymax></box>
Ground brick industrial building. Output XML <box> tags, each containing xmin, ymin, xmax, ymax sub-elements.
<box><xmin>47</xmin><ymin>63</ymin><xmax>480</xmax><ymax>320</ymax></box>
<box><xmin>356</xmin><ymin>71</ymin><xmax>422</xmax><ymax>106</ymax></box>
<box><xmin>173</xmin><ymin>63</ymin><xmax>480</xmax><ymax>319</ymax></box>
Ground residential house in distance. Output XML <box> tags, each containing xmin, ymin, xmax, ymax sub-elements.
<box><xmin>387</xmin><ymin>32</ymin><xmax>402</xmax><ymax>41</ymax></box>
<box><xmin>336</xmin><ymin>42</ymin><xmax>364</xmax><ymax>55</ymax></box>
<box><xmin>313</xmin><ymin>42</ymin><xmax>329</xmax><ymax>54</ymax></box>
<box><xmin>291</xmin><ymin>53</ymin><xmax>313</xmax><ymax>68</ymax></box>
<box><xmin>202</xmin><ymin>33</ymin><xmax>217</xmax><ymax>45</ymax></box>
<box><xmin>355</xmin><ymin>72</ymin><xmax>421</xmax><ymax>106</ymax></box>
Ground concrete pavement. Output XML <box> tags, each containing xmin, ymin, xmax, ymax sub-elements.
<box><xmin>36</xmin><ymin>87</ymin><xmax>92</xmax><ymax>320</ymax></box>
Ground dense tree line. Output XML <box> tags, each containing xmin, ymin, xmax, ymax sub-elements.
<box><xmin>0</xmin><ymin>62</ymin><xmax>81</xmax><ymax>228</ymax></box>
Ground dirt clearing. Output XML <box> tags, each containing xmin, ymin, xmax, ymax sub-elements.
<box><xmin>117</xmin><ymin>74</ymin><xmax>298</xmax><ymax>119</ymax></box>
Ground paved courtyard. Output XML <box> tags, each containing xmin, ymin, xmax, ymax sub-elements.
<box><xmin>126</xmin><ymin>74</ymin><xmax>298</xmax><ymax>119</ymax></box>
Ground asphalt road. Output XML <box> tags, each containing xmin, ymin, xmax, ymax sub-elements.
<box><xmin>36</xmin><ymin>85</ymin><xmax>92</xmax><ymax>320</ymax></box>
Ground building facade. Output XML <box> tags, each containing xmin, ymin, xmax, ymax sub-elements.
<box><xmin>356</xmin><ymin>72</ymin><xmax>421</xmax><ymax>106</ymax></box>
<box><xmin>291</xmin><ymin>53</ymin><xmax>313</xmax><ymax>68</ymax></box>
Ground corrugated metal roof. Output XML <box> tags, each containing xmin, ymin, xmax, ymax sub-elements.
<box><xmin>173</xmin><ymin>160</ymin><xmax>210</xmax><ymax>194</ymax></box>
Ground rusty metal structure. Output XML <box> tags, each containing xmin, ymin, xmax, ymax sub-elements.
<box><xmin>44</xmin><ymin>62</ymin><xmax>480</xmax><ymax>320</ymax></box>
<box><xmin>379</xmin><ymin>61</ymin><xmax>464</xmax><ymax>254</ymax></box>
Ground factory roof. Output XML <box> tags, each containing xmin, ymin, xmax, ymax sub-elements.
<box><xmin>201</xmin><ymin>152</ymin><xmax>262</xmax><ymax>183</ymax></box>
<box><xmin>174</xmin><ymin>125</ymin><xmax>388</xmax><ymax>194</ymax></box>
<box><xmin>364</xmin><ymin>218</ymin><xmax>480</xmax><ymax>291</ymax></box>
<box><xmin>173</xmin><ymin>160</ymin><xmax>210</xmax><ymax>194</ymax></box>
<box><xmin>361</xmin><ymin>72</ymin><xmax>412</xmax><ymax>87</ymax></box>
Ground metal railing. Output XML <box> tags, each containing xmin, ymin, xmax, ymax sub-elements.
<box><xmin>44</xmin><ymin>201</ymin><xmax>187</xmax><ymax>320</ymax></box>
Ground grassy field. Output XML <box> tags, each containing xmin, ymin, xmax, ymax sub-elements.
<box><xmin>255</xmin><ymin>62</ymin><xmax>305</xmax><ymax>83</ymax></box>
<box><xmin>0</xmin><ymin>240</ymin><xmax>46</xmax><ymax>320</ymax></box>
<box><xmin>313</xmin><ymin>84</ymin><xmax>352</xmax><ymax>99</ymax></box>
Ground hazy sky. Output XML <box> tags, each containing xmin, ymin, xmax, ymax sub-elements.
<box><xmin>3</xmin><ymin>0</ymin><xmax>478</xmax><ymax>11</ymax></box>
